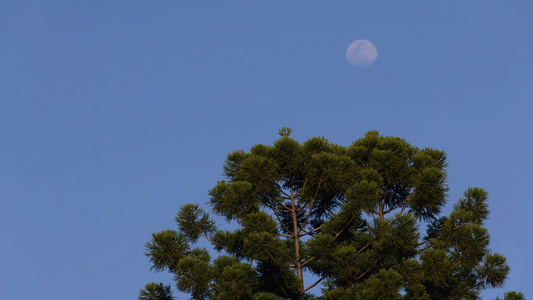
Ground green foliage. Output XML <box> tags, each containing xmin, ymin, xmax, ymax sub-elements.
<box><xmin>144</xmin><ymin>230</ymin><xmax>190</xmax><ymax>272</ymax></box>
<box><xmin>278</xmin><ymin>127</ymin><xmax>293</xmax><ymax>137</ymax></box>
<box><xmin>475</xmin><ymin>252</ymin><xmax>510</xmax><ymax>289</ymax></box>
<box><xmin>176</xmin><ymin>204</ymin><xmax>216</xmax><ymax>242</ymax></box>
<box><xmin>175</xmin><ymin>254</ymin><xmax>212</xmax><ymax>299</ymax></box>
<box><xmin>215</xmin><ymin>261</ymin><xmax>257</xmax><ymax>299</ymax></box>
<box><xmin>142</xmin><ymin>129</ymin><xmax>519</xmax><ymax>299</ymax></box>
<box><xmin>496</xmin><ymin>291</ymin><xmax>525</xmax><ymax>300</ymax></box>
<box><xmin>355</xmin><ymin>268</ymin><xmax>404</xmax><ymax>299</ymax></box>
<box><xmin>139</xmin><ymin>282</ymin><xmax>173</xmax><ymax>300</ymax></box>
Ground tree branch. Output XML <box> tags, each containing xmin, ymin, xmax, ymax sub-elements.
<box><xmin>268</xmin><ymin>203</ymin><xmax>293</xmax><ymax>235</ymax></box>
<box><xmin>299</xmin><ymin>181</ymin><xmax>322</xmax><ymax>233</ymax></box>
<box><xmin>280</xmin><ymin>202</ymin><xmax>292</xmax><ymax>212</ymax></box>
<box><xmin>278</xmin><ymin>233</ymin><xmax>292</xmax><ymax>238</ymax></box>
<box><xmin>451</xmin><ymin>259</ymin><xmax>462</xmax><ymax>270</ymax></box>
<box><xmin>279</xmin><ymin>187</ymin><xmax>291</xmax><ymax>199</ymax></box>
<box><xmin>300</xmin><ymin>225</ymin><xmax>323</xmax><ymax>237</ymax></box>
<box><xmin>383</xmin><ymin>196</ymin><xmax>410</xmax><ymax>214</ymax></box>
<box><xmin>354</xmin><ymin>254</ymin><xmax>381</xmax><ymax>282</ymax></box>
<box><xmin>301</xmin><ymin>257</ymin><xmax>315</xmax><ymax>268</ymax></box>
<box><xmin>400</xmin><ymin>201</ymin><xmax>409</xmax><ymax>214</ymax></box>
<box><xmin>477</xmin><ymin>274</ymin><xmax>489</xmax><ymax>286</ymax></box>
<box><xmin>333</xmin><ymin>213</ymin><xmax>358</xmax><ymax>241</ymax></box>
<box><xmin>200</xmin><ymin>232</ymin><xmax>230</xmax><ymax>251</ymax></box>
<box><xmin>299</xmin><ymin>202</ymin><xmax>316</xmax><ymax>235</ymax></box>
<box><xmin>288</xmin><ymin>255</ymin><xmax>296</xmax><ymax>264</ymax></box>
<box><xmin>304</xmin><ymin>274</ymin><xmax>326</xmax><ymax>293</ymax></box>
<box><xmin>293</xmin><ymin>179</ymin><xmax>308</xmax><ymax>199</ymax></box>
<box><xmin>353</xmin><ymin>242</ymin><xmax>371</xmax><ymax>257</ymax></box>
<box><xmin>417</xmin><ymin>240</ymin><xmax>430</xmax><ymax>247</ymax></box>
<box><xmin>415</xmin><ymin>204</ymin><xmax>425</xmax><ymax>222</ymax></box>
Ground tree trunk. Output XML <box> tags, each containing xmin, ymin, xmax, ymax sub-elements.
<box><xmin>290</xmin><ymin>187</ymin><xmax>305</xmax><ymax>298</ymax></box>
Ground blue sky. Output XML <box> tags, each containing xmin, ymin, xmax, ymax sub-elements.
<box><xmin>1</xmin><ymin>1</ymin><xmax>531</xmax><ymax>299</ymax></box>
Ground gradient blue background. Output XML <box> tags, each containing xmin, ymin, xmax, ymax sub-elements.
<box><xmin>1</xmin><ymin>1</ymin><xmax>531</xmax><ymax>298</ymax></box>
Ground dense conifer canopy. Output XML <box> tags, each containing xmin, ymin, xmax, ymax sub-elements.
<box><xmin>141</xmin><ymin>129</ymin><xmax>521</xmax><ymax>300</ymax></box>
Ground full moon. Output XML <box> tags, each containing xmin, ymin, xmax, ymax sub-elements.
<box><xmin>346</xmin><ymin>40</ymin><xmax>378</xmax><ymax>67</ymax></box>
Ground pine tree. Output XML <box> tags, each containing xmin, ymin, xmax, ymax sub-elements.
<box><xmin>142</xmin><ymin>129</ymin><xmax>520</xmax><ymax>299</ymax></box>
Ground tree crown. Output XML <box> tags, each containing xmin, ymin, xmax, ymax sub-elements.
<box><xmin>141</xmin><ymin>130</ymin><xmax>519</xmax><ymax>300</ymax></box>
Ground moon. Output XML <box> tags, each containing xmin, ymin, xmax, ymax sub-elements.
<box><xmin>346</xmin><ymin>40</ymin><xmax>378</xmax><ymax>67</ymax></box>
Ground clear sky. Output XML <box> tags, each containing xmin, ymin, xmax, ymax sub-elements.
<box><xmin>1</xmin><ymin>1</ymin><xmax>531</xmax><ymax>299</ymax></box>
